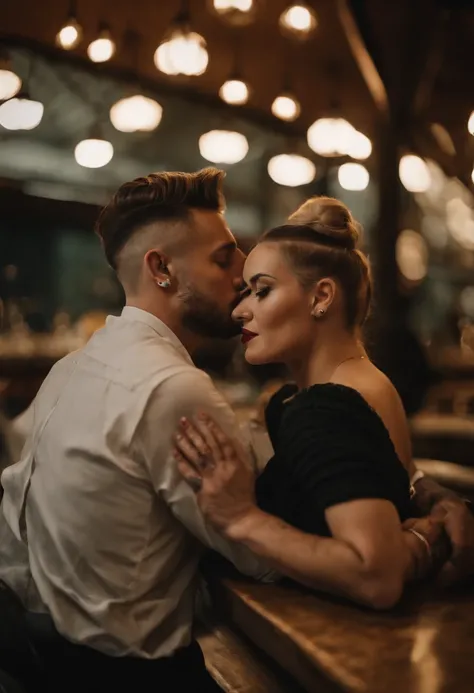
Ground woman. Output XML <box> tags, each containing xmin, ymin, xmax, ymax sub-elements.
<box><xmin>174</xmin><ymin>196</ymin><xmax>448</xmax><ymax>609</ymax></box>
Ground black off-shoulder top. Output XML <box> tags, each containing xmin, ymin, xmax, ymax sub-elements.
<box><xmin>256</xmin><ymin>383</ymin><xmax>412</xmax><ymax>537</ymax></box>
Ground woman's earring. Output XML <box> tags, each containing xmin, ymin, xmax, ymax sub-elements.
<box><xmin>157</xmin><ymin>279</ymin><xmax>171</xmax><ymax>288</ymax></box>
<box><xmin>317</xmin><ymin>308</ymin><xmax>325</xmax><ymax>316</ymax></box>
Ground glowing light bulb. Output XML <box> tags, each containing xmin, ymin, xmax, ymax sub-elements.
<box><xmin>271</xmin><ymin>93</ymin><xmax>301</xmax><ymax>122</ymax></box>
<box><xmin>268</xmin><ymin>154</ymin><xmax>316</xmax><ymax>187</ymax></box>
<box><xmin>75</xmin><ymin>139</ymin><xmax>114</xmax><ymax>168</ymax></box>
<box><xmin>219</xmin><ymin>79</ymin><xmax>249</xmax><ymax>105</ymax></box>
<box><xmin>199</xmin><ymin>130</ymin><xmax>249</xmax><ymax>164</ymax></box>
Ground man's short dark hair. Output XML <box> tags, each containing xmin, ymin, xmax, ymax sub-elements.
<box><xmin>95</xmin><ymin>168</ymin><xmax>226</xmax><ymax>269</ymax></box>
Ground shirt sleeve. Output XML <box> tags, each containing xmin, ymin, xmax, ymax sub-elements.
<box><xmin>138</xmin><ymin>366</ymin><xmax>277</xmax><ymax>582</ymax></box>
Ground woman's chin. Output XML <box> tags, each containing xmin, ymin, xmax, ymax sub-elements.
<box><xmin>244</xmin><ymin>344</ymin><xmax>274</xmax><ymax>365</ymax></box>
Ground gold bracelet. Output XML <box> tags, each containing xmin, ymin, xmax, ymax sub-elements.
<box><xmin>407</xmin><ymin>528</ymin><xmax>432</xmax><ymax>562</ymax></box>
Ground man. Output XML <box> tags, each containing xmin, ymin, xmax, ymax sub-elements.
<box><xmin>0</xmin><ymin>168</ymin><xmax>270</xmax><ymax>692</ymax></box>
<box><xmin>0</xmin><ymin>169</ymin><xmax>472</xmax><ymax>690</ymax></box>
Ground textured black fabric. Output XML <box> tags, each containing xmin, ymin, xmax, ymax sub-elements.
<box><xmin>257</xmin><ymin>383</ymin><xmax>412</xmax><ymax>536</ymax></box>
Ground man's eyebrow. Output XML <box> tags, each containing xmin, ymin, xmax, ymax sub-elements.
<box><xmin>212</xmin><ymin>241</ymin><xmax>237</xmax><ymax>255</ymax></box>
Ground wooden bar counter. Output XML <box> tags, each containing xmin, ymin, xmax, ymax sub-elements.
<box><xmin>208</xmin><ymin>569</ymin><xmax>474</xmax><ymax>693</ymax></box>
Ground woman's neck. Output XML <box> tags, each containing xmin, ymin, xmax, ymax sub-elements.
<box><xmin>288</xmin><ymin>328</ymin><xmax>365</xmax><ymax>390</ymax></box>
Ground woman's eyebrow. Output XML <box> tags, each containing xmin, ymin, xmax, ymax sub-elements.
<box><xmin>248</xmin><ymin>273</ymin><xmax>276</xmax><ymax>285</ymax></box>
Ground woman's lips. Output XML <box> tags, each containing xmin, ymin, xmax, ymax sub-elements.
<box><xmin>241</xmin><ymin>329</ymin><xmax>258</xmax><ymax>344</ymax></box>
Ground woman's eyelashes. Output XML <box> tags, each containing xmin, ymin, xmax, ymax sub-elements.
<box><xmin>255</xmin><ymin>286</ymin><xmax>271</xmax><ymax>299</ymax></box>
<box><xmin>239</xmin><ymin>285</ymin><xmax>271</xmax><ymax>300</ymax></box>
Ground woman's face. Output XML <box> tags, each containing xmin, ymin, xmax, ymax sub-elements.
<box><xmin>232</xmin><ymin>243</ymin><xmax>317</xmax><ymax>366</ymax></box>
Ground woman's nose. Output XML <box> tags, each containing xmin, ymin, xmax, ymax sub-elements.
<box><xmin>232</xmin><ymin>297</ymin><xmax>252</xmax><ymax>322</ymax></box>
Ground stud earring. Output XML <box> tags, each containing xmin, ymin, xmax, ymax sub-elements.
<box><xmin>157</xmin><ymin>279</ymin><xmax>170</xmax><ymax>288</ymax></box>
<box><xmin>317</xmin><ymin>309</ymin><xmax>325</xmax><ymax>316</ymax></box>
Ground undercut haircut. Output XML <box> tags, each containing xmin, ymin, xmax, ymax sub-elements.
<box><xmin>95</xmin><ymin>168</ymin><xmax>226</xmax><ymax>272</ymax></box>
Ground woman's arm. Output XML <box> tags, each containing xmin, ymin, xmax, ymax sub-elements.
<box><xmin>174</xmin><ymin>415</ymin><xmax>437</xmax><ymax>609</ymax></box>
<box><xmin>224</xmin><ymin>499</ymin><xmax>417</xmax><ymax>609</ymax></box>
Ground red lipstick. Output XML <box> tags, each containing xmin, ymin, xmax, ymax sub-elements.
<box><xmin>241</xmin><ymin>328</ymin><xmax>258</xmax><ymax>344</ymax></box>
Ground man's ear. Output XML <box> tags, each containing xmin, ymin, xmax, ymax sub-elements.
<box><xmin>144</xmin><ymin>249</ymin><xmax>170</xmax><ymax>285</ymax></box>
<box><xmin>309</xmin><ymin>277</ymin><xmax>337</xmax><ymax>318</ymax></box>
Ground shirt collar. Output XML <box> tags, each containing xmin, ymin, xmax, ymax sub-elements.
<box><xmin>118</xmin><ymin>306</ymin><xmax>193</xmax><ymax>364</ymax></box>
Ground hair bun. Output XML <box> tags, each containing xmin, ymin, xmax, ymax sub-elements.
<box><xmin>288</xmin><ymin>196</ymin><xmax>360</xmax><ymax>251</ymax></box>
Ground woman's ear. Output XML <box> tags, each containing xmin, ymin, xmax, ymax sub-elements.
<box><xmin>310</xmin><ymin>277</ymin><xmax>337</xmax><ymax>318</ymax></box>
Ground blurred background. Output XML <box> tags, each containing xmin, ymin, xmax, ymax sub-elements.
<box><xmin>1</xmin><ymin>0</ymin><xmax>474</xmax><ymax>487</ymax></box>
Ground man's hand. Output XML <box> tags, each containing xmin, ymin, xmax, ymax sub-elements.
<box><xmin>435</xmin><ymin>499</ymin><xmax>474</xmax><ymax>585</ymax></box>
<box><xmin>402</xmin><ymin>510</ymin><xmax>451</xmax><ymax>580</ymax></box>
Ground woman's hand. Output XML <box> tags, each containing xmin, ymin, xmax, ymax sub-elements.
<box><xmin>173</xmin><ymin>413</ymin><xmax>258</xmax><ymax>536</ymax></box>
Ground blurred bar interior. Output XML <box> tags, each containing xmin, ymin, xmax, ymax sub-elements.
<box><xmin>1</xmin><ymin>1</ymin><xmax>474</xmax><ymax>687</ymax></box>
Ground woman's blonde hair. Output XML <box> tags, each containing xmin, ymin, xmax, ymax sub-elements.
<box><xmin>260</xmin><ymin>196</ymin><xmax>372</xmax><ymax>329</ymax></box>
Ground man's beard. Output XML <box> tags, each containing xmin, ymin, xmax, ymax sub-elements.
<box><xmin>179</xmin><ymin>286</ymin><xmax>241</xmax><ymax>340</ymax></box>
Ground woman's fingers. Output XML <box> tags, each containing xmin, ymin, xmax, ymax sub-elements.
<box><xmin>179</xmin><ymin>418</ymin><xmax>210</xmax><ymax>457</ymax></box>
<box><xmin>174</xmin><ymin>449</ymin><xmax>203</xmax><ymax>493</ymax></box>
<box><xmin>174</xmin><ymin>428</ymin><xmax>207</xmax><ymax>472</ymax></box>
<box><xmin>199</xmin><ymin>413</ymin><xmax>236</xmax><ymax>460</ymax></box>
<box><xmin>194</xmin><ymin>413</ymin><xmax>224</xmax><ymax>460</ymax></box>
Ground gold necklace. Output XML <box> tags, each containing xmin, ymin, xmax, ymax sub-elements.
<box><xmin>331</xmin><ymin>354</ymin><xmax>365</xmax><ymax>378</ymax></box>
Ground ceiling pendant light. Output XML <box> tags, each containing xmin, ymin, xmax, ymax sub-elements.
<box><xmin>271</xmin><ymin>92</ymin><xmax>301</xmax><ymax>122</ymax></box>
<box><xmin>345</xmin><ymin>131</ymin><xmax>372</xmax><ymax>160</ymax></box>
<box><xmin>468</xmin><ymin>111</ymin><xmax>474</xmax><ymax>136</ymax></box>
<box><xmin>110</xmin><ymin>95</ymin><xmax>163</xmax><ymax>133</ymax></box>
<box><xmin>154</xmin><ymin>1</ymin><xmax>208</xmax><ymax>77</ymax></box>
<box><xmin>0</xmin><ymin>92</ymin><xmax>44</xmax><ymax>130</ymax></box>
<box><xmin>199</xmin><ymin>130</ymin><xmax>249</xmax><ymax>164</ymax></box>
<box><xmin>268</xmin><ymin>154</ymin><xmax>316</xmax><ymax>187</ymax></box>
<box><xmin>399</xmin><ymin>154</ymin><xmax>432</xmax><ymax>193</ymax></box>
<box><xmin>338</xmin><ymin>163</ymin><xmax>370</xmax><ymax>191</ymax></box>
<box><xmin>87</xmin><ymin>23</ymin><xmax>116</xmax><ymax>63</ymax></box>
<box><xmin>279</xmin><ymin>3</ymin><xmax>318</xmax><ymax>40</ymax></box>
<box><xmin>0</xmin><ymin>49</ymin><xmax>22</xmax><ymax>101</ymax></box>
<box><xmin>219</xmin><ymin>78</ymin><xmax>249</xmax><ymax>105</ymax></box>
<box><xmin>209</xmin><ymin>0</ymin><xmax>258</xmax><ymax>26</ymax></box>
<box><xmin>56</xmin><ymin>1</ymin><xmax>83</xmax><ymax>50</ymax></box>
<box><xmin>75</xmin><ymin>134</ymin><xmax>114</xmax><ymax>169</ymax></box>
<box><xmin>307</xmin><ymin>117</ymin><xmax>355</xmax><ymax>157</ymax></box>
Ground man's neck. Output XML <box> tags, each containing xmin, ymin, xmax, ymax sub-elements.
<box><xmin>125</xmin><ymin>298</ymin><xmax>204</xmax><ymax>357</ymax></box>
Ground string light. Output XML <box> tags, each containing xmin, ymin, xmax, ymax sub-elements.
<box><xmin>0</xmin><ymin>95</ymin><xmax>44</xmax><ymax>131</ymax></box>
<box><xmin>268</xmin><ymin>154</ymin><xmax>316</xmax><ymax>187</ymax></box>
<box><xmin>87</xmin><ymin>25</ymin><xmax>116</xmax><ymax>63</ymax></box>
<box><xmin>219</xmin><ymin>79</ymin><xmax>249</xmax><ymax>105</ymax></box>
<box><xmin>0</xmin><ymin>50</ymin><xmax>21</xmax><ymax>101</ymax></box>
<box><xmin>155</xmin><ymin>29</ymin><xmax>208</xmax><ymax>76</ymax></box>
<box><xmin>396</xmin><ymin>230</ymin><xmax>428</xmax><ymax>282</ymax></box>
<box><xmin>110</xmin><ymin>96</ymin><xmax>163</xmax><ymax>132</ymax></box>
<box><xmin>399</xmin><ymin>155</ymin><xmax>431</xmax><ymax>193</ymax></box>
<box><xmin>345</xmin><ymin>131</ymin><xmax>372</xmax><ymax>160</ymax></box>
<box><xmin>74</xmin><ymin>138</ymin><xmax>114</xmax><ymax>168</ymax></box>
<box><xmin>338</xmin><ymin>163</ymin><xmax>369</xmax><ymax>191</ymax></box>
<box><xmin>199</xmin><ymin>130</ymin><xmax>249</xmax><ymax>164</ymax></box>
<box><xmin>56</xmin><ymin>9</ymin><xmax>82</xmax><ymax>50</ymax></box>
<box><xmin>279</xmin><ymin>4</ymin><xmax>317</xmax><ymax>39</ymax></box>
<box><xmin>307</xmin><ymin>118</ymin><xmax>354</xmax><ymax>157</ymax></box>
<box><xmin>271</xmin><ymin>93</ymin><xmax>301</xmax><ymax>122</ymax></box>
<box><xmin>468</xmin><ymin>111</ymin><xmax>474</xmax><ymax>136</ymax></box>
<box><xmin>210</xmin><ymin>0</ymin><xmax>257</xmax><ymax>25</ymax></box>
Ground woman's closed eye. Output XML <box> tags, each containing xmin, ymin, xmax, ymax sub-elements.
<box><xmin>238</xmin><ymin>285</ymin><xmax>271</xmax><ymax>301</ymax></box>
<box><xmin>255</xmin><ymin>286</ymin><xmax>271</xmax><ymax>299</ymax></box>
